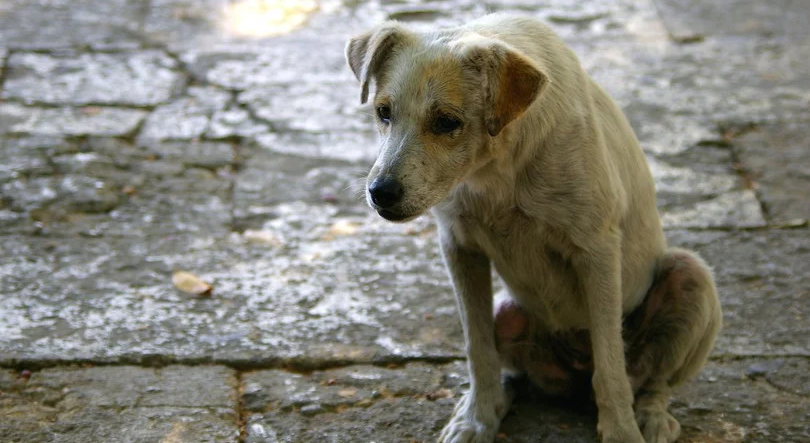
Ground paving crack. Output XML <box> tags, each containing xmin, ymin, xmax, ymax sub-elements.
<box><xmin>0</xmin><ymin>354</ymin><xmax>469</xmax><ymax>373</ymax></box>
<box><xmin>236</xmin><ymin>371</ymin><xmax>248</xmax><ymax>443</ymax></box>
<box><xmin>0</xmin><ymin>48</ymin><xmax>12</xmax><ymax>95</ymax></box>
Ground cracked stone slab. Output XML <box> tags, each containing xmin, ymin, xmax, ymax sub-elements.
<box><xmin>137</xmin><ymin>86</ymin><xmax>232</xmax><ymax>143</ymax></box>
<box><xmin>574</xmin><ymin>36</ymin><xmax>810</xmax><ymax>124</ymax></box>
<box><xmin>232</xmin><ymin>149</ymin><xmax>371</xmax><ymax>220</ymax></box>
<box><xmin>0</xmin><ymin>0</ymin><xmax>146</xmax><ymax>50</ymax></box>
<box><xmin>0</xmin><ymin>204</ymin><xmax>460</xmax><ymax>365</ymax></box>
<box><xmin>144</xmin><ymin>0</ymin><xmax>384</xmax><ymax>51</ymax></box>
<box><xmin>0</xmin><ymin>366</ymin><xmax>239</xmax><ymax>443</ymax></box>
<box><xmin>184</xmin><ymin>38</ymin><xmax>357</xmax><ymax>89</ymax></box>
<box><xmin>2</xmin><ymin>210</ymin><xmax>806</xmax><ymax>366</ymax></box>
<box><xmin>673</xmin><ymin>359</ymin><xmax>810</xmax><ymax>442</ymax></box>
<box><xmin>653</xmin><ymin>0</ymin><xmax>810</xmax><ymax>41</ymax></box>
<box><xmin>243</xmin><ymin>358</ymin><xmax>810</xmax><ymax>442</ymax></box>
<box><xmin>667</xmin><ymin>230</ymin><xmax>810</xmax><ymax>357</ymax></box>
<box><xmin>0</xmin><ymin>47</ymin><xmax>6</xmax><ymax>76</ymax></box>
<box><xmin>0</xmin><ymin>136</ymin><xmax>60</xmax><ymax>184</ymax></box>
<box><xmin>660</xmin><ymin>190</ymin><xmax>766</xmax><ymax>229</ymax></box>
<box><xmin>206</xmin><ymin>106</ymin><xmax>271</xmax><ymax>139</ymax></box>
<box><xmin>238</xmin><ymin>82</ymin><xmax>371</xmax><ymax>132</ymax></box>
<box><xmin>253</xmin><ymin>130</ymin><xmax>377</xmax><ymax>163</ymax></box>
<box><xmin>374</xmin><ymin>0</ymin><xmax>667</xmax><ymax>41</ymax></box>
<box><xmin>0</xmin><ymin>103</ymin><xmax>147</xmax><ymax>137</ymax></box>
<box><xmin>626</xmin><ymin>107</ymin><xmax>717</xmax><ymax>157</ymax></box>
<box><xmin>646</xmin><ymin>143</ymin><xmax>766</xmax><ymax>229</ymax></box>
<box><xmin>732</xmin><ymin>121</ymin><xmax>810</xmax><ymax>224</ymax></box>
<box><xmin>242</xmin><ymin>361</ymin><xmax>468</xmax><ymax>413</ymax></box>
<box><xmin>749</xmin><ymin>358</ymin><xmax>810</xmax><ymax>398</ymax></box>
<box><xmin>2</xmin><ymin>51</ymin><xmax>184</xmax><ymax>106</ymax></box>
<box><xmin>0</xmin><ymin>137</ymin><xmax>234</xmax><ymax>237</ymax></box>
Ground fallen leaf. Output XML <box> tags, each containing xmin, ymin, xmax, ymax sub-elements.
<box><xmin>322</xmin><ymin>219</ymin><xmax>361</xmax><ymax>240</ymax></box>
<box><xmin>338</xmin><ymin>388</ymin><xmax>357</xmax><ymax>397</ymax></box>
<box><xmin>81</xmin><ymin>106</ymin><xmax>102</xmax><ymax>116</ymax></box>
<box><xmin>121</xmin><ymin>185</ymin><xmax>137</xmax><ymax>196</ymax></box>
<box><xmin>243</xmin><ymin>229</ymin><xmax>283</xmax><ymax>247</ymax></box>
<box><xmin>354</xmin><ymin>398</ymin><xmax>374</xmax><ymax>407</ymax></box>
<box><xmin>172</xmin><ymin>271</ymin><xmax>213</xmax><ymax>296</ymax></box>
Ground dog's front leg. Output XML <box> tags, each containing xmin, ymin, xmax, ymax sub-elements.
<box><xmin>575</xmin><ymin>237</ymin><xmax>645</xmax><ymax>443</ymax></box>
<box><xmin>439</xmin><ymin>235</ymin><xmax>505</xmax><ymax>443</ymax></box>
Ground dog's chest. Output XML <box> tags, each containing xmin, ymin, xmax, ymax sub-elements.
<box><xmin>452</xmin><ymin>206</ymin><xmax>588</xmax><ymax>330</ymax></box>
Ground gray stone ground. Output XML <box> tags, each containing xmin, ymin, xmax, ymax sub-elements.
<box><xmin>1</xmin><ymin>0</ymin><xmax>809</xmax><ymax>441</ymax></box>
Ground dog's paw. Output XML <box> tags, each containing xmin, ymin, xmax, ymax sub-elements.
<box><xmin>597</xmin><ymin>417</ymin><xmax>645</xmax><ymax>443</ymax></box>
<box><xmin>438</xmin><ymin>391</ymin><xmax>504</xmax><ymax>443</ymax></box>
<box><xmin>636</xmin><ymin>410</ymin><xmax>681</xmax><ymax>443</ymax></box>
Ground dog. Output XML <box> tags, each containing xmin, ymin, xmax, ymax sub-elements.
<box><xmin>345</xmin><ymin>13</ymin><xmax>722</xmax><ymax>443</ymax></box>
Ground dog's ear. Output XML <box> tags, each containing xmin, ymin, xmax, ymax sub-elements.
<box><xmin>466</xmin><ymin>43</ymin><xmax>549</xmax><ymax>136</ymax></box>
<box><xmin>345</xmin><ymin>23</ymin><xmax>412</xmax><ymax>104</ymax></box>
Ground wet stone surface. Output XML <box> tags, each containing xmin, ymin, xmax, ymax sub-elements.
<box><xmin>653</xmin><ymin>0</ymin><xmax>810</xmax><ymax>41</ymax></box>
<box><xmin>0</xmin><ymin>137</ymin><xmax>234</xmax><ymax>237</ymax></box>
<box><xmin>732</xmin><ymin>122</ymin><xmax>810</xmax><ymax>224</ymax></box>
<box><xmin>667</xmin><ymin>229</ymin><xmax>810</xmax><ymax>357</ymax></box>
<box><xmin>137</xmin><ymin>86</ymin><xmax>233</xmax><ymax>143</ymax></box>
<box><xmin>241</xmin><ymin>358</ymin><xmax>810</xmax><ymax>442</ymax></box>
<box><xmin>0</xmin><ymin>208</ymin><xmax>461</xmax><ymax>365</ymax></box>
<box><xmin>574</xmin><ymin>36</ymin><xmax>810</xmax><ymax>125</ymax></box>
<box><xmin>0</xmin><ymin>366</ymin><xmax>239</xmax><ymax>443</ymax></box>
<box><xmin>0</xmin><ymin>0</ymin><xmax>146</xmax><ymax>50</ymax></box>
<box><xmin>2</xmin><ymin>52</ymin><xmax>185</xmax><ymax>107</ymax></box>
<box><xmin>0</xmin><ymin>104</ymin><xmax>147</xmax><ymax>138</ymax></box>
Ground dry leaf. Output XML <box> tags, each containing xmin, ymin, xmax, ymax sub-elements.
<box><xmin>121</xmin><ymin>185</ymin><xmax>137</xmax><ymax>196</ymax></box>
<box><xmin>172</xmin><ymin>271</ymin><xmax>213</xmax><ymax>296</ymax></box>
<box><xmin>81</xmin><ymin>106</ymin><xmax>102</xmax><ymax>116</ymax></box>
<box><xmin>322</xmin><ymin>220</ymin><xmax>361</xmax><ymax>240</ymax></box>
<box><xmin>243</xmin><ymin>229</ymin><xmax>283</xmax><ymax>247</ymax></box>
<box><xmin>338</xmin><ymin>388</ymin><xmax>357</xmax><ymax>397</ymax></box>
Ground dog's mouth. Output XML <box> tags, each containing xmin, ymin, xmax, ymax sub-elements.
<box><xmin>377</xmin><ymin>208</ymin><xmax>415</xmax><ymax>222</ymax></box>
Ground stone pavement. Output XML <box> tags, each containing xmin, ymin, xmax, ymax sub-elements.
<box><xmin>1</xmin><ymin>0</ymin><xmax>809</xmax><ymax>441</ymax></box>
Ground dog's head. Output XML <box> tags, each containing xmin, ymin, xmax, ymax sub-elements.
<box><xmin>346</xmin><ymin>23</ymin><xmax>548</xmax><ymax>222</ymax></box>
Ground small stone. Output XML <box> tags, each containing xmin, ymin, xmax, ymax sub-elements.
<box><xmin>299</xmin><ymin>404</ymin><xmax>323</xmax><ymax>416</ymax></box>
<box><xmin>747</xmin><ymin>360</ymin><xmax>785</xmax><ymax>378</ymax></box>
<box><xmin>338</xmin><ymin>388</ymin><xmax>357</xmax><ymax>398</ymax></box>
<box><xmin>425</xmin><ymin>388</ymin><xmax>452</xmax><ymax>401</ymax></box>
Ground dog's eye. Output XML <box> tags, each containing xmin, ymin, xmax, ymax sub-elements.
<box><xmin>433</xmin><ymin>116</ymin><xmax>462</xmax><ymax>134</ymax></box>
<box><xmin>377</xmin><ymin>105</ymin><xmax>391</xmax><ymax>123</ymax></box>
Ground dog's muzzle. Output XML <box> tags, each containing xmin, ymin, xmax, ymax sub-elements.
<box><xmin>368</xmin><ymin>175</ymin><xmax>411</xmax><ymax>221</ymax></box>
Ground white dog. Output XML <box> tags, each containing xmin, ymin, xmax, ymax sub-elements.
<box><xmin>346</xmin><ymin>13</ymin><xmax>721</xmax><ymax>443</ymax></box>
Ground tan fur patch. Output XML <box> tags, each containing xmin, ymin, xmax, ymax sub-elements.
<box><xmin>492</xmin><ymin>51</ymin><xmax>545</xmax><ymax>134</ymax></box>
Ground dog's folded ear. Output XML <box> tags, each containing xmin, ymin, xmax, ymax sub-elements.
<box><xmin>465</xmin><ymin>43</ymin><xmax>549</xmax><ymax>136</ymax></box>
<box><xmin>345</xmin><ymin>23</ymin><xmax>413</xmax><ymax>104</ymax></box>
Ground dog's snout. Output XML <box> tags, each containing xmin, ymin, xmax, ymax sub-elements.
<box><xmin>369</xmin><ymin>176</ymin><xmax>404</xmax><ymax>208</ymax></box>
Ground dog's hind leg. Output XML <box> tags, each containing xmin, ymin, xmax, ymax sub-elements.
<box><xmin>623</xmin><ymin>248</ymin><xmax>722</xmax><ymax>443</ymax></box>
<box><xmin>494</xmin><ymin>292</ymin><xmax>594</xmax><ymax>399</ymax></box>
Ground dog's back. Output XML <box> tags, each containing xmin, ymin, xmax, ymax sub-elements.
<box><xmin>449</xmin><ymin>14</ymin><xmax>666</xmax><ymax>314</ymax></box>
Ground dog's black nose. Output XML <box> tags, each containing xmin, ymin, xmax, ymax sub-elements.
<box><xmin>369</xmin><ymin>176</ymin><xmax>403</xmax><ymax>208</ymax></box>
